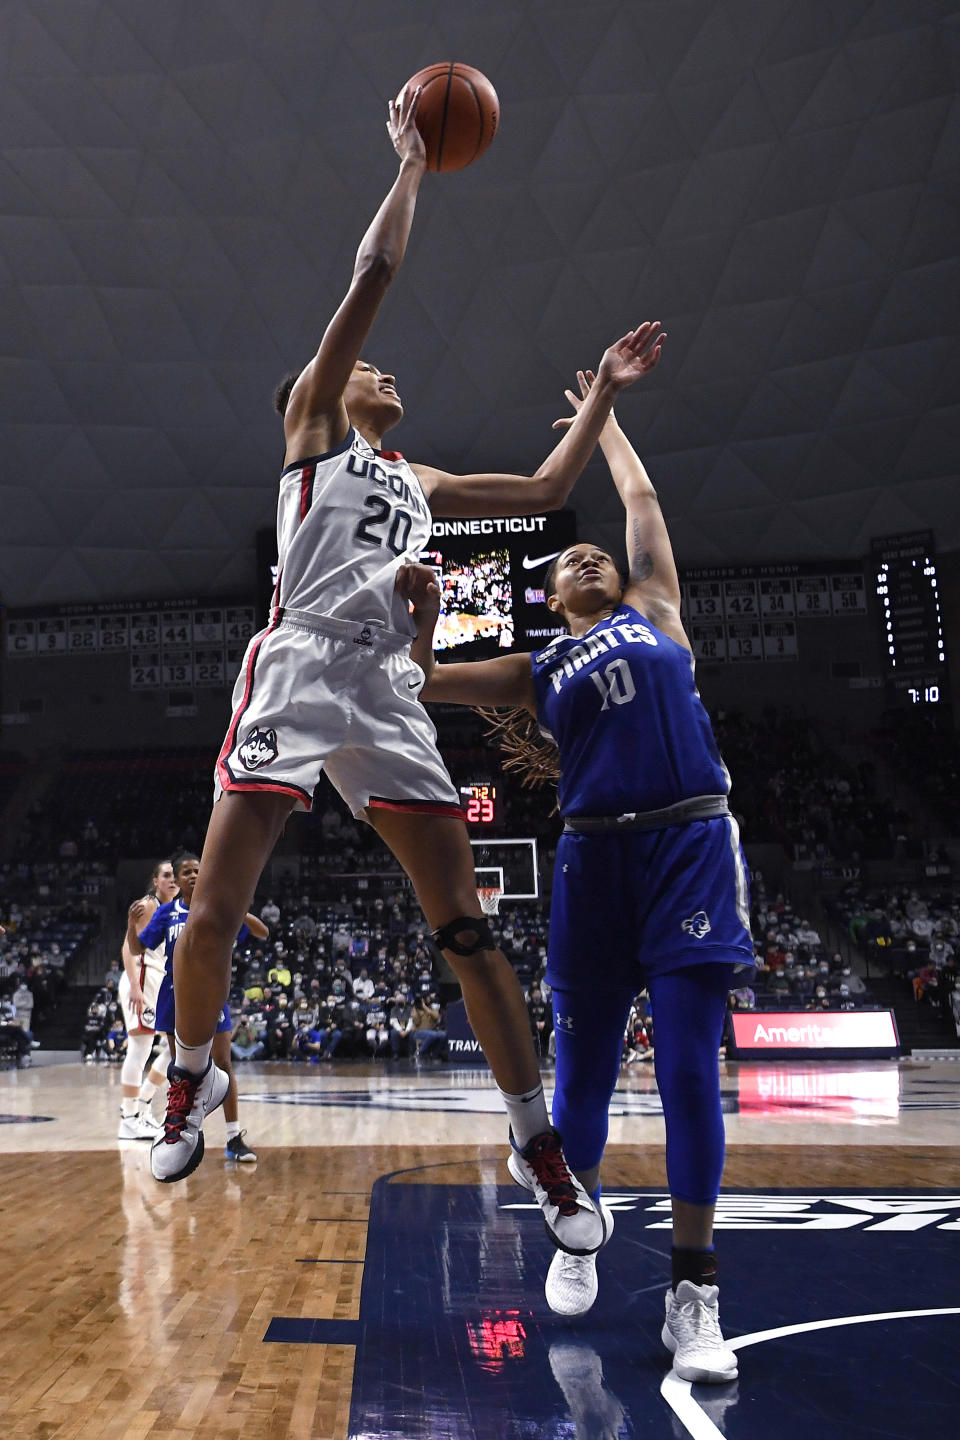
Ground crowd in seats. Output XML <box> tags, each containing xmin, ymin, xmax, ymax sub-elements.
<box><xmin>229</xmin><ymin>853</ymin><xmax>554</xmax><ymax>1063</ymax></box>
<box><xmin>711</xmin><ymin>709</ymin><xmax>906</xmax><ymax>863</ymax></box>
<box><xmin>874</xmin><ymin>709</ymin><xmax>960</xmax><ymax>829</ymax></box>
<box><xmin>0</xmin><ymin>861</ymin><xmax>101</xmax><ymax>1057</ymax></box>
<box><xmin>829</xmin><ymin>880</ymin><xmax>960</xmax><ymax>1035</ymax></box>
<box><xmin>16</xmin><ymin>750</ymin><xmax>211</xmax><ymax>864</ymax></box>
<box><xmin>730</xmin><ymin>868</ymin><xmax>876</xmax><ymax>1016</ymax></box>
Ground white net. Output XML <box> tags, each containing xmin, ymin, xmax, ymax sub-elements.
<box><xmin>477</xmin><ymin>886</ymin><xmax>502</xmax><ymax>916</ymax></box>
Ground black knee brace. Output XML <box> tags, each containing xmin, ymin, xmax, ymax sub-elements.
<box><xmin>432</xmin><ymin>915</ymin><xmax>495</xmax><ymax>957</ymax></box>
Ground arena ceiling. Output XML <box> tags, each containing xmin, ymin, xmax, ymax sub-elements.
<box><xmin>2</xmin><ymin>0</ymin><xmax>959</xmax><ymax>607</ymax></box>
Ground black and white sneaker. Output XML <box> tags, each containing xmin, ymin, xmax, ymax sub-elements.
<box><xmin>224</xmin><ymin>1130</ymin><xmax>258</xmax><ymax>1163</ymax></box>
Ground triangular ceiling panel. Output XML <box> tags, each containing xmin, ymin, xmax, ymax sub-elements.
<box><xmin>0</xmin><ymin>0</ymin><xmax>957</xmax><ymax>609</ymax></box>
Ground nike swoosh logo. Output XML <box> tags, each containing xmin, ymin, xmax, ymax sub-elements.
<box><xmin>407</xmin><ymin>678</ymin><xmax>421</xmax><ymax>689</ymax></box>
<box><xmin>522</xmin><ymin>550</ymin><xmax>563</xmax><ymax>571</ymax></box>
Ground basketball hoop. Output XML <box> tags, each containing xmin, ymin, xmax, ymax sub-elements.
<box><xmin>477</xmin><ymin>885</ymin><xmax>502</xmax><ymax>916</ymax></box>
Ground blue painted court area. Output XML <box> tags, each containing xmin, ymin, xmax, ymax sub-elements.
<box><xmin>339</xmin><ymin>1178</ymin><xmax>959</xmax><ymax>1439</ymax></box>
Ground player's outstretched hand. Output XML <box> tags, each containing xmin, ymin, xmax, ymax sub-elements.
<box><xmin>598</xmin><ymin>320</ymin><xmax>665</xmax><ymax>390</ymax></box>
<box><xmin>387</xmin><ymin>84</ymin><xmax>426</xmax><ymax>167</ymax></box>
<box><xmin>396</xmin><ymin>562</ymin><xmax>441</xmax><ymax>617</ymax></box>
<box><xmin>552</xmin><ymin>368</ymin><xmax>600</xmax><ymax>432</ymax></box>
<box><xmin>553</xmin><ymin>323</ymin><xmax>665</xmax><ymax>431</ymax></box>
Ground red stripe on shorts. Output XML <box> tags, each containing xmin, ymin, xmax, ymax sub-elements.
<box><xmin>215</xmin><ymin>615</ymin><xmax>281</xmax><ymax>792</ymax></box>
<box><xmin>218</xmin><ymin>778</ymin><xmax>313</xmax><ymax>810</ymax></box>
<box><xmin>368</xmin><ymin>797</ymin><xmax>466</xmax><ymax>821</ymax></box>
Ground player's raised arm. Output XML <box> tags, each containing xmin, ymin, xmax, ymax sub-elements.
<box><xmin>281</xmin><ymin>86</ymin><xmax>427</xmax><ymax>461</ymax></box>
<box><xmin>552</xmin><ymin>352</ymin><xmax>686</xmax><ymax>644</ymax></box>
<box><xmin>398</xmin><ymin>564</ymin><xmax>536</xmax><ymax>711</ymax></box>
<box><xmin>414</xmin><ymin>322</ymin><xmax>665</xmax><ymax>517</ymax></box>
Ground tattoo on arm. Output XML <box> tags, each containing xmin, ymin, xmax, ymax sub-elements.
<box><xmin>631</xmin><ymin>521</ymin><xmax>655</xmax><ymax>582</ymax></box>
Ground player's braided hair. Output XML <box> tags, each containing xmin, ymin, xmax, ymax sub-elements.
<box><xmin>474</xmin><ymin>707</ymin><xmax>561</xmax><ymax>800</ymax></box>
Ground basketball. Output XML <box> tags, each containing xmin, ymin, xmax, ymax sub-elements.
<box><xmin>400</xmin><ymin>62</ymin><xmax>499</xmax><ymax>172</ymax></box>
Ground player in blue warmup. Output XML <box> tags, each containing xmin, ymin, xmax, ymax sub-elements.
<box><xmin>402</xmin><ymin>357</ymin><xmax>753</xmax><ymax>1386</ymax></box>
<box><xmin>128</xmin><ymin>853</ymin><xmax>269</xmax><ymax>1175</ymax></box>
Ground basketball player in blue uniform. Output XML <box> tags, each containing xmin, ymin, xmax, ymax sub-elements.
<box><xmin>129</xmin><ymin>853</ymin><xmax>269</xmax><ymax>1175</ymax></box>
<box><xmin>403</xmin><ymin>359</ymin><xmax>754</xmax><ymax>1385</ymax></box>
<box><xmin>158</xmin><ymin>85</ymin><xmax>662</xmax><ymax>1257</ymax></box>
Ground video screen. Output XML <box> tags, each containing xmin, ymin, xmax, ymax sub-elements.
<box><xmin>420</xmin><ymin>547</ymin><xmax>513</xmax><ymax>651</ymax></box>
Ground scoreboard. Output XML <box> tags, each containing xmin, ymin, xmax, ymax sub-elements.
<box><xmin>872</xmin><ymin>531</ymin><xmax>948</xmax><ymax>706</ymax></box>
<box><xmin>258</xmin><ymin>510</ymin><xmax>578</xmax><ymax>660</ymax></box>
<box><xmin>681</xmin><ymin>562</ymin><xmax>867</xmax><ymax>665</ymax></box>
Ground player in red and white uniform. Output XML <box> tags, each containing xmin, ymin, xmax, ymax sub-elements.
<box><xmin>117</xmin><ymin>859</ymin><xmax>178</xmax><ymax>1140</ymax></box>
<box><xmin>155</xmin><ymin>86</ymin><xmax>661</xmax><ymax>1249</ymax></box>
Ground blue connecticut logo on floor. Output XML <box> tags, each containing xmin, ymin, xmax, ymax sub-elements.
<box><xmin>264</xmin><ymin>1179</ymin><xmax>960</xmax><ymax>1439</ymax></box>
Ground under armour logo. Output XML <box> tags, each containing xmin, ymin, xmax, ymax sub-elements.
<box><xmin>681</xmin><ymin>910</ymin><xmax>712</xmax><ymax>939</ymax></box>
<box><xmin>555</xmin><ymin>1013</ymin><xmax>575</xmax><ymax>1033</ymax></box>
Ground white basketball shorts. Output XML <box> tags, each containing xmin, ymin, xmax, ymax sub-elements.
<box><xmin>215</xmin><ymin>610</ymin><xmax>463</xmax><ymax>819</ymax></box>
<box><xmin>119</xmin><ymin>963</ymin><xmax>164</xmax><ymax>1035</ymax></box>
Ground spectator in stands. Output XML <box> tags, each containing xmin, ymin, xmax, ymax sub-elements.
<box><xmin>365</xmin><ymin>987</ymin><xmax>390</xmax><ymax>1058</ymax></box>
<box><xmin>389</xmin><ymin>990</ymin><xmax>415</xmax><ymax>1058</ymax></box>
<box><xmin>794</xmin><ymin>919</ymin><xmax>822</xmax><ymax>952</ymax></box>
<box><xmin>353</xmin><ymin>968</ymin><xmax>374</xmax><ymax>1001</ymax></box>
<box><xmin>412</xmin><ymin>994</ymin><xmax>446</xmax><ymax>1060</ymax></box>
<box><xmin>268</xmin><ymin>952</ymin><xmax>292</xmax><ymax>990</ymax></box>
<box><xmin>260</xmin><ymin>898</ymin><xmax>281</xmax><ymax>929</ymax></box>
<box><xmin>929</xmin><ymin>933</ymin><xmax>955</xmax><ymax>969</ymax></box>
<box><xmin>292</xmin><ymin>908</ymin><xmax>317</xmax><ymax>941</ymax></box>
<box><xmin>0</xmin><ymin>994</ymin><xmax>32</xmax><ymax>1067</ymax></box>
<box><xmin>11</xmin><ymin>980</ymin><xmax>35</xmax><ymax>1040</ymax></box>
<box><xmin>339</xmin><ymin>995</ymin><xmax>368</xmax><ymax>1057</ymax></box>
<box><xmin>231</xmin><ymin>1018</ymin><xmax>265</xmax><ymax>1062</ymax></box>
<box><xmin>263</xmin><ymin>993</ymin><xmax>294</xmax><ymax>1059</ymax></box>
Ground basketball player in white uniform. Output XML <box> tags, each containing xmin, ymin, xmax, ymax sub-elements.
<box><xmin>118</xmin><ymin>859</ymin><xmax>177</xmax><ymax>1140</ymax></box>
<box><xmin>154</xmin><ymin>85</ymin><xmax>661</xmax><ymax>1262</ymax></box>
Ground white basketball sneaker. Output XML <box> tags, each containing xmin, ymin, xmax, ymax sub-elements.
<box><xmin>117</xmin><ymin>1112</ymin><xmax>159</xmax><ymax>1141</ymax></box>
<box><xmin>544</xmin><ymin>1201</ymin><xmax>614</xmax><ymax>1315</ymax></box>
<box><xmin>507</xmin><ymin>1128</ymin><xmax>605</xmax><ymax>1254</ymax></box>
<box><xmin>662</xmin><ymin>1280</ymin><xmax>738</xmax><ymax>1383</ymax></box>
<box><xmin>150</xmin><ymin>1060</ymin><xmax>229</xmax><ymax>1183</ymax></box>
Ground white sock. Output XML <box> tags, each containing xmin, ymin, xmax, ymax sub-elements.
<box><xmin>174</xmin><ymin>1031</ymin><xmax>212</xmax><ymax>1076</ymax></box>
<box><xmin>499</xmin><ymin>1082</ymin><xmax>549</xmax><ymax>1149</ymax></box>
<box><xmin>225</xmin><ymin>1120</ymin><xmax>241</xmax><ymax>1140</ymax></box>
<box><xmin>121</xmin><ymin>1097</ymin><xmax>138</xmax><ymax>1119</ymax></box>
<box><xmin>139</xmin><ymin>1076</ymin><xmax>158</xmax><ymax>1104</ymax></box>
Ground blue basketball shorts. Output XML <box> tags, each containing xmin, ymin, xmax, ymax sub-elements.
<box><xmin>545</xmin><ymin>815</ymin><xmax>754</xmax><ymax>993</ymax></box>
<box><xmin>155</xmin><ymin>973</ymin><xmax>232</xmax><ymax>1037</ymax></box>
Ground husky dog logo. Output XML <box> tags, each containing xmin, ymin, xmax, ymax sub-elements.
<box><xmin>353</xmin><ymin>625</ymin><xmax>374</xmax><ymax>647</ymax></box>
<box><xmin>682</xmin><ymin>910</ymin><xmax>712</xmax><ymax>939</ymax></box>
<box><xmin>238</xmin><ymin>726</ymin><xmax>278</xmax><ymax>772</ymax></box>
<box><xmin>141</xmin><ymin>1005</ymin><xmax>155</xmax><ymax>1027</ymax></box>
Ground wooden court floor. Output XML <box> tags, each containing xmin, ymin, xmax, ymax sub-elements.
<box><xmin>2</xmin><ymin>1057</ymin><xmax>959</xmax><ymax>1439</ymax></box>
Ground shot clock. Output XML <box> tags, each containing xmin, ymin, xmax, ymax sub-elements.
<box><xmin>460</xmin><ymin>781</ymin><xmax>500</xmax><ymax>825</ymax></box>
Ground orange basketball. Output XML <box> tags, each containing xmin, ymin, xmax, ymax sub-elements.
<box><xmin>400</xmin><ymin>62</ymin><xmax>499</xmax><ymax>172</ymax></box>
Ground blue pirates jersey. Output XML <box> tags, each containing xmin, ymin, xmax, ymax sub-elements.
<box><xmin>139</xmin><ymin>899</ymin><xmax>250</xmax><ymax>980</ymax></box>
<box><xmin>530</xmin><ymin>604</ymin><xmax>730</xmax><ymax>816</ymax></box>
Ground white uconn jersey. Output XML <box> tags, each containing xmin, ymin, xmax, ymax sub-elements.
<box><xmin>276</xmin><ymin>429</ymin><xmax>432</xmax><ymax>634</ymax></box>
